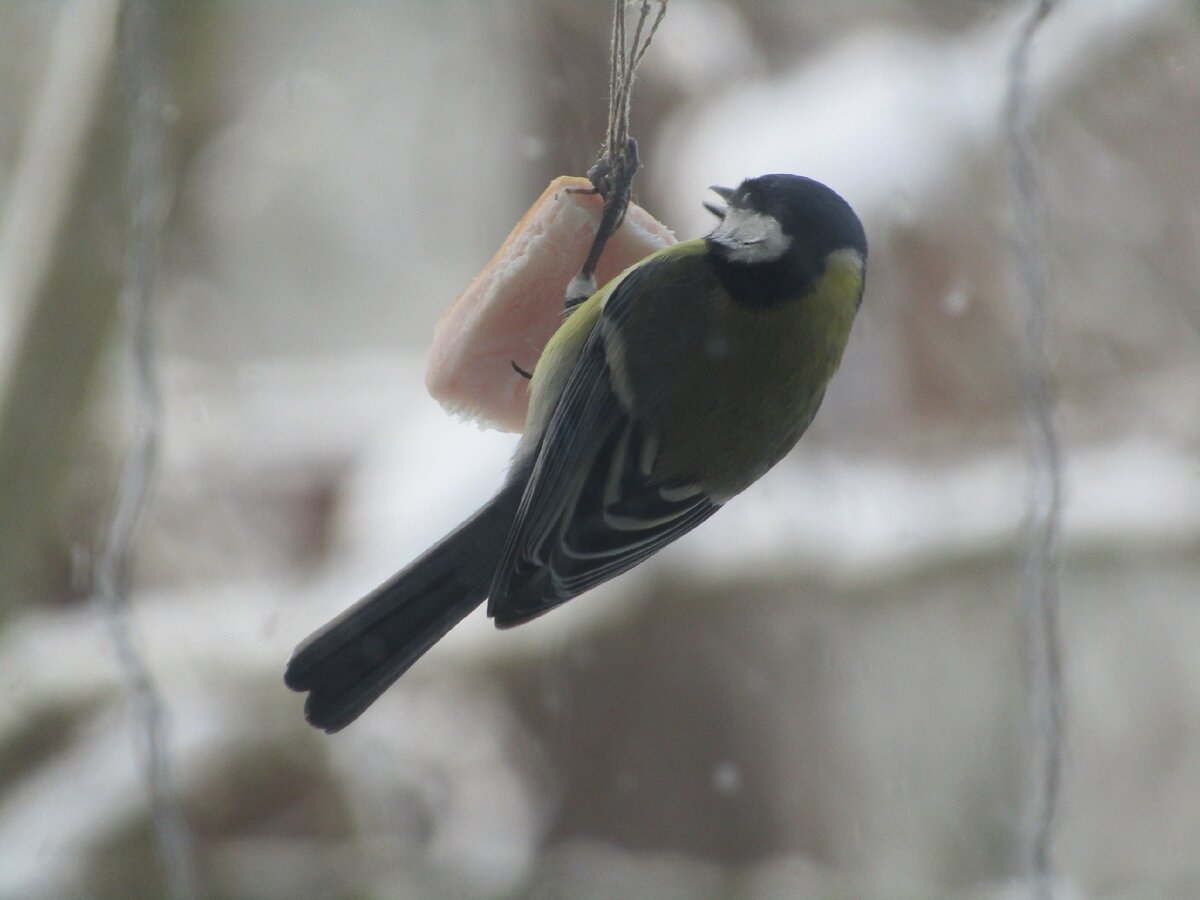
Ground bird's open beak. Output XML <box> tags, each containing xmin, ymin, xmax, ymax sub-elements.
<box><xmin>703</xmin><ymin>184</ymin><xmax>735</xmax><ymax>220</ymax></box>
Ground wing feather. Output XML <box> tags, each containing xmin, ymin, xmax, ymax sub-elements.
<box><xmin>489</xmin><ymin>254</ymin><xmax>721</xmax><ymax>627</ymax></box>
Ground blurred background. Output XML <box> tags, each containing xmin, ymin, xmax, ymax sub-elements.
<box><xmin>1</xmin><ymin>1</ymin><xmax>1198</xmax><ymax>897</ymax></box>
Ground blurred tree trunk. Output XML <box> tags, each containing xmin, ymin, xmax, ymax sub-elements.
<box><xmin>0</xmin><ymin>7</ymin><xmax>125</xmax><ymax>614</ymax></box>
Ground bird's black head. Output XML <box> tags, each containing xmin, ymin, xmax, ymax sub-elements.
<box><xmin>705</xmin><ymin>174</ymin><xmax>867</xmax><ymax>306</ymax></box>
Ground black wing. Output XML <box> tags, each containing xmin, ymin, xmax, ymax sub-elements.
<box><xmin>488</xmin><ymin>261</ymin><xmax>720</xmax><ymax>627</ymax></box>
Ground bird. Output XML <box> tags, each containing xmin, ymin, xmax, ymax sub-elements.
<box><xmin>285</xmin><ymin>173</ymin><xmax>868</xmax><ymax>732</ymax></box>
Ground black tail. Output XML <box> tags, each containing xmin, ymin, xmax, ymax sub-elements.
<box><xmin>284</xmin><ymin>481</ymin><xmax>522</xmax><ymax>732</ymax></box>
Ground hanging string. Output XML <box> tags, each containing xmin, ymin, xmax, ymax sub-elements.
<box><xmin>565</xmin><ymin>0</ymin><xmax>668</xmax><ymax>308</ymax></box>
<box><xmin>1003</xmin><ymin>2</ymin><xmax>1063</xmax><ymax>899</ymax></box>
<box><xmin>95</xmin><ymin>3</ymin><xmax>201</xmax><ymax>898</ymax></box>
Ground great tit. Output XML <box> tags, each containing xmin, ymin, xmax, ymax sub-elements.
<box><xmin>286</xmin><ymin>174</ymin><xmax>868</xmax><ymax>732</ymax></box>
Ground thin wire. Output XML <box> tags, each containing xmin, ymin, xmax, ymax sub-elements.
<box><xmin>94</xmin><ymin>3</ymin><xmax>202</xmax><ymax>898</ymax></box>
<box><xmin>1004</xmin><ymin>2</ymin><xmax>1063</xmax><ymax>899</ymax></box>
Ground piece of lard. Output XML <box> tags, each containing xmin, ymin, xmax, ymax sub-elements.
<box><xmin>426</xmin><ymin>176</ymin><xmax>676</xmax><ymax>433</ymax></box>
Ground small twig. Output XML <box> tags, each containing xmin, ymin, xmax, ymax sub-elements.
<box><xmin>95</xmin><ymin>3</ymin><xmax>202</xmax><ymax>899</ymax></box>
<box><xmin>565</xmin><ymin>0</ymin><xmax>668</xmax><ymax>308</ymax></box>
<box><xmin>1004</xmin><ymin>2</ymin><xmax>1063</xmax><ymax>899</ymax></box>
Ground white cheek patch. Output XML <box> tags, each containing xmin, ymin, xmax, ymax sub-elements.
<box><xmin>710</xmin><ymin>207</ymin><xmax>791</xmax><ymax>264</ymax></box>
